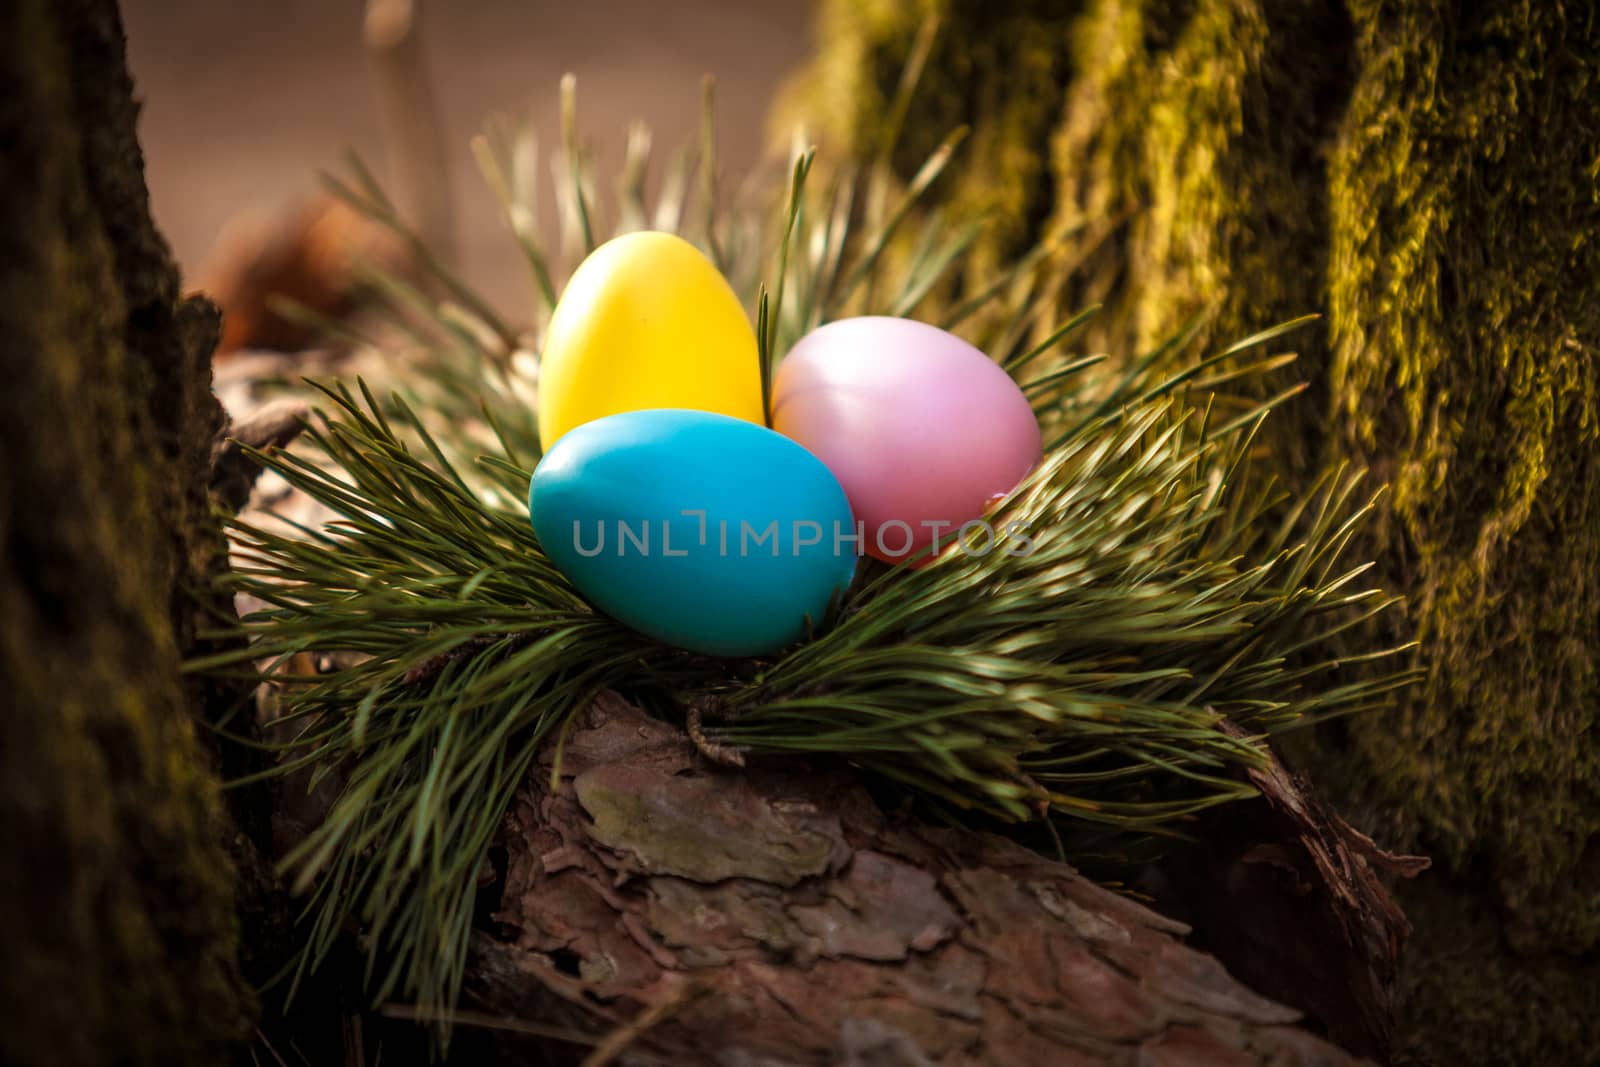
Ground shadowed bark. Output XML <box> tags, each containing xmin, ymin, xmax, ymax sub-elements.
<box><xmin>0</xmin><ymin>1</ymin><xmax>252</xmax><ymax>1062</ymax></box>
<box><xmin>1148</xmin><ymin>725</ymin><xmax>1428</xmax><ymax>1061</ymax></box>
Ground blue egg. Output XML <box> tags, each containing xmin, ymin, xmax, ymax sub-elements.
<box><xmin>529</xmin><ymin>409</ymin><xmax>859</xmax><ymax>656</ymax></box>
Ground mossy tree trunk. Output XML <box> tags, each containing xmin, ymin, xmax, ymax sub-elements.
<box><xmin>783</xmin><ymin>1</ymin><xmax>1600</xmax><ymax>1063</ymax></box>
<box><xmin>0</xmin><ymin>0</ymin><xmax>255</xmax><ymax>1062</ymax></box>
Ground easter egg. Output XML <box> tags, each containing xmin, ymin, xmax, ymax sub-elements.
<box><xmin>537</xmin><ymin>231</ymin><xmax>764</xmax><ymax>447</ymax></box>
<box><xmin>528</xmin><ymin>409</ymin><xmax>857</xmax><ymax>656</ymax></box>
<box><xmin>771</xmin><ymin>316</ymin><xmax>1041</xmax><ymax>564</ymax></box>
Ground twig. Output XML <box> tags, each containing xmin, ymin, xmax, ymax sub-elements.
<box><xmin>343</xmin><ymin>1013</ymin><xmax>364</xmax><ymax>1067</ymax></box>
<box><xmin>684</xmin><ymin>695</ymin><xmax>745</xmax><ymax>768</ymax></box>
<box><xmin>381</xmin><ymin>1003</ymin><xmax>598</xmax><ymax>1047</ymax></box>
<box><xmin>210</xmin><ymin>399</ymin><xmax>311</xmax><ymax>511</ymax></box>
<box><xmin>402</xmin><ymin>631</ymin><xmax>536</xmax><ymax>687</ymax></box>
<box><xmin>580</xmin><ymin>981</ymin><xmax>708</xmax><ymax>1067</ymax></box>
<box><xmin>254</xmin><ymin>1027</ymin><xmax>291</xmax><ymax>1067</ymax></box>
<box><xmin>365</xmin><ymin>0</ymin><xmax>455</xmax><ymax>265</ymax></box>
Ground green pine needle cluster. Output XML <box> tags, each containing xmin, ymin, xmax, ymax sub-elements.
<box><xmin>196</xmin><ymin>63</ymin><xmax>1415</xmax><ymax>1023</ymax></box>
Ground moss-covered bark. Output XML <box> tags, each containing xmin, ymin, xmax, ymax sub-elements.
<box><xmin>778</xmin><ymin>0</ymin><xmax>1083</xmax><ymax>283</ymax></box>
<box><xmin>0</xmin><ymin>1</ymin><xmax>252</xmax><ymax>1063</ymax></box>
<box><xmin>785</xmin><ymin>1</ymin><xmax>1600</xmax><ymax>1062</ymax></box>
<box><xmin>1326</xmin><ymin>0</ymin><xmax>1598</xmax><ymax>948</ymax></box>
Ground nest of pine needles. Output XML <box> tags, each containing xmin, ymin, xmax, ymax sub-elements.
<box><xmin>195</xmin><ymin>68</ymin><xmax>1417</xmax><ymax>1022</ymax></box>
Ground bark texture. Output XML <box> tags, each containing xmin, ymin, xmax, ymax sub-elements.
<box><xmin>781</xmin><ymin>1</ymin><xmax>1600</xmax><ymax>1061</ymax></box>
<box><xmin>468</xmin><ymin>695</ymin><xmax>1366</xmax><ymax>1066</ymax></box>
<box><xmin>0</xmin><ymin>0</ymin><xmax>252</xmax><ymax>1062</ymax></box>
<box><xmin>1151</xmin><ymin>725</ymin><xmax>1427</xmax><ymax>1062</ymax></box>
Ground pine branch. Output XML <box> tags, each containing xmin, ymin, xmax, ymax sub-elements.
<box><xmin>196</xmin><ymin>71</ymin><xmax>1418</xmax><ymax>1033</ymax></box>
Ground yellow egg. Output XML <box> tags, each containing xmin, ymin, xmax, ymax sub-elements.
<box><xmin>537</xmin><ymin>231</ymin><xmax>764</xmax><ymax>447</ymax></box>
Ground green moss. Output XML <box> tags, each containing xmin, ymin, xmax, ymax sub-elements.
<box><xmin>1395</xmin><ymin>876</ymin><xmax>1600</xmax><ymax>1066</ymax></box>
<box><xmin>785</xmin><ymin>0</ymin><xmax>1600</xmax><ymax>1059</ymax></box>
<box><xmin>1044</xmin><ymin>0</ymin><xmax>1356</xmax><ymax>476</ymax></box>
<box><xmin>775</xmin><ymin>0</ymin><xmax>1082</xmax><ymax>280</ymax></box>
<box><xmin>1326</xmin><ymin>0</ymin><xmax>1600</xmax><ymax>953</ymax></box>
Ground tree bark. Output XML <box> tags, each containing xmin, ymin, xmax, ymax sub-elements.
<box><xmin>780</xmin><ymin>2</ymin><xmax>1600</xmax><ymax>1062</ymax></box>
<box><xmin>0</xmin><ymin>1</ymin><xmax>253</xmax><ymax>1062</ymax></box>
<box><xmin>463</xmin><ymin>694</ymin><xmax>1371</xmax><ymax>1066</ymax></box>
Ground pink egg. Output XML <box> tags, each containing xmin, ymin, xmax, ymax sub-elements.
<box><xmin>772</xmin><ymin>316</ymin><xmax>1042</xmax><ymax>564</ymax></box>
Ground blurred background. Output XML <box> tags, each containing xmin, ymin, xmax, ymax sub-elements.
<box><xmin>123</xmin><ymin>0</ymin><xmax>816</xmax><ymax>316</ymax></box>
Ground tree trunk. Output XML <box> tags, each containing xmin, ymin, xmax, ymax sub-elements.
<box><xmin>780</xmin><ymin>1</ymin><xmax>1600</xmax><ymax>1062</ymax></box>
<box><xmin>0</xmin><ymin>1</ymin><xmax>253</xmax><ymax>1062</ymax></box>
